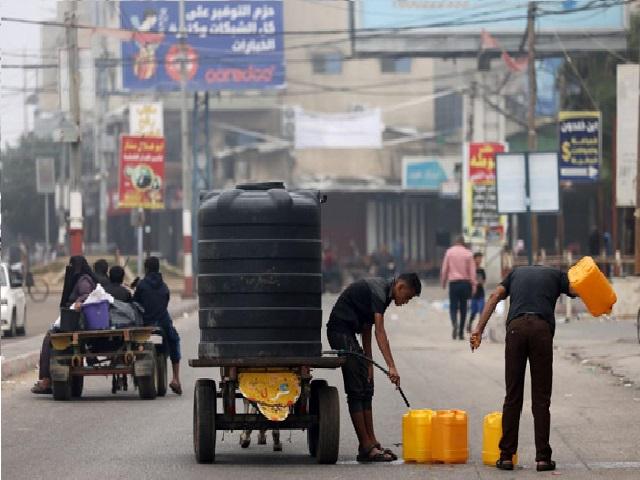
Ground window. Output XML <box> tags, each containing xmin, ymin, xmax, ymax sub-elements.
<box><xmin>312</xmin><ymin>52</ymin><xmax>343</xmax><ymax>74</ymax></box>
<box><xmin>380</xmin><ymin>57</ymin><xmax>412</xmax><ymax>74</ymax></box>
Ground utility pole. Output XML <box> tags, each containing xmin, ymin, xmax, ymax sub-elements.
<box><xmin>95</xmin><ymin>1</ymin><xmax>108</xmax><ymax>253</ymax></box>
<box><xmin>527</xmin><ymin>1</ymin><xmax>538</xmax><ymax>264</ymax></box>
<box><xmin>179</xmin><ymin>0</ymin><xmax>194</xmax><ymax>297</ymax></box>
<box><xmin>66</xmin><ymin>2</ymin><xmax>83</xmax><ymax>256</ymax></box>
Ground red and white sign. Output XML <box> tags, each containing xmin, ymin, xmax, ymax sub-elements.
<box><xmin>118</xmin><ymin>135</ymin><xmax>165</xmax><ymax>210</ymax></box>
<box><xmin>469</xmin><ymin>142</ymin><xmax>505</xmax><ymax>184</ymax></box>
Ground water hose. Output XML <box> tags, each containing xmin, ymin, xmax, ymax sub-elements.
<box><xmin>322</xmin><ymin>349</ymin><xmax>411</xmax><ymax>408</ymax></box>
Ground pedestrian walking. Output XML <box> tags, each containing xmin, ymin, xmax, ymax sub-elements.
<box><xmin>326</xmin><ymin>273</ymin><xmax>421</xmax><ymax>462</ymax></box>
<box><xmin>467</xmin><ymin>252</ymin><xmax>486</xmax><ymax>334</ymax></box>
<box><xmin>440</xmin><ymin>236</ymin><xmax>476</xmax><ymax>340</ymax></box>
<box><xmin>470</xmin><ymin>265</ymin><xmax>577</xmax><ymax>472</ymax></box>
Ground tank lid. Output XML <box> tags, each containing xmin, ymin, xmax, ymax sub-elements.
<box><xmin>236</xmin><ymin>181</ymin><xmax>285</xmax><ymax>191</ymax></box>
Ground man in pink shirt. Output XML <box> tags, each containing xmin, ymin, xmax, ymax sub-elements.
<box><xmin>440</xmin><ymin>236</ymin><xmax>476</xmax><ymax>340</ymax></box>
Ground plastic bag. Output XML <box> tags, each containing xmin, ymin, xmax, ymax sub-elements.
<box><xmin>82</xmin><ymin>284</ymin><xmax>114</xmax><ymax>306</ymax></box>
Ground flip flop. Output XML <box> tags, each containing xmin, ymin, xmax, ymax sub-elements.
<box><xmin>374</xmin><ymin>443</ymin><xmax>398</xmax><ymax>461</ymax></box>
<box><xmin>31</xmin><ymin>383</ymin><xmax>52</xmax><ymax>394</ymax></box>
<box><xmin>536</xmin><ymin>460</ymin><xmax>556</xmax><ymax>472</ymax></box>
<box><xmin>356</xmin><ymin>445</ymin><xmax>394</xmax><ymax>463</ymax></box>
<box><xmin>169</xmin><ymin>382</ymin><xmax>182</xmax><ymax>395</ymax></box>
<box><xmin>496</xmin><ymin>459</ymin><xmax>514</xmax><ymax>470</ymax></box>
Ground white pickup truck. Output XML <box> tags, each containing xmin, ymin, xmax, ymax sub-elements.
<box><xmin>1</xmin><ymin>262</ymin><xmax>27</xmax><ymax>337</ymax></box>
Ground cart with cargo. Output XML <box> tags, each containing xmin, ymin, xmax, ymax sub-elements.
<box><xmin>191</xmin><ymin>182</ymin><xmax>344</xmax><ymax>464</ymax></box>
<box><xmin>49</xmin><ymin>326</ymin><xmax>168</xmax><ymax>401</ymax></box>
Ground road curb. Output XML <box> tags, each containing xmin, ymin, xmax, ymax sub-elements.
<box><xmin>1</xmin><ymin>300</ymin><xmax>198</xmax><ymax>381</ymax></box>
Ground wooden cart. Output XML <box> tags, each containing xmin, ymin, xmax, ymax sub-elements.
<box><xmin>49</xmin><ymin>327</ymin><xmax>167</xmax><ymax>401</ymax></box>
<box><xmin>189</xmin><ymin>356</ymin><xmax>345</xmax><ymax>464</ymax></box>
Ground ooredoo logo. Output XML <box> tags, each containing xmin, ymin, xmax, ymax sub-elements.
<box><xmin>205</xmin><ymin>65</ymin><xmax>276</xmax><ymax>84</ymax></box>
<box><xmin>165</xmin><ymin>43</ymin><xmax>199</xmax><ymax>81</ymax></box>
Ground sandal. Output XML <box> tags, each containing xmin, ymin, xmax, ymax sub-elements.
<box><xmin>356</xmin><ymin>445</ymin><xmax>393</xmax><ymax>463</ymax></box>
<box><xmin>169</xmin><ymin>381</ymin><xmax>182</xmax><ymax>395</ymax></box>
<box><xmin>536</xmin><ymin>460</ymin><xmax>556</xmax><ymax>472</ymax></box>
<box><xmin>31</xmin><ymin>382</ymin><xmax>52</xmax><ymax>395</ymax></box>
<box><xmin>374</xmin><ymin>443</ymin><xmax>398</xmax><ymax>461</ymax></box>
<box><xmin>496</xmin><ymin>459</ymin><xmax>514</xmax><ymax>470</ymax></box>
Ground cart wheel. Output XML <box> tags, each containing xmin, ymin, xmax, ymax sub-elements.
<box><xmin>155</xmin><ymin>351</ymin><xmax>168</xmax><ymax>397</ymax></box>
<box><xmin>137</xmin><ymin>349</ymin><xmax>157</xmax><ymax>400</ymax></box>
<box><xmin>316</xmin><ymin>385</ymin><xmax>340</xmax><ymax>464</ymax></box>
<box><xmin>52</xmin><ymin>378</ymin><xmax>71</xmax><ymax>401</ymax></box>
<box><xmin>71</xmin><ymin>376</ymin><xmax>84</xmax><ymax>398</ymax></box>
<box><xmin>307</xmin><ymin>379</ymin><xmax>327</xmax><ymax>457</ymax></box>
<box><xmin>194</xmin><ymin>378</ymin><xmax>216</xmax><ymax>464</ymax></box>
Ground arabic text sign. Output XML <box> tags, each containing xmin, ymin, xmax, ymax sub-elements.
<box><xmin>402</xmin><ymin>156</ymin><xmax>457</xmax><ymax>190</ymax></box>
<box><xmin>469</xmin><ymin>142</ymin><xmax>505</xmax><ymax>184</ymax></box>
<box><xmin>558</xmin><ymin>111</ymin><xmax>600</xmax><ymax>181</ymax></box>
<box><xmin>616</xmin><ymin>65</ymin><xmax>638</xmax><ymax>207</ymax></box>
<box><xmin>130</xmin><ymin>102</ymin><xmax>164</xmax><ymax>136</ymax></box>
<box><xmin>120</xmin><ymin>1</ymin><xmax>284</xmax><ymax>91</ymax></box>
<box><xmin>118</xmin><ymin>136</ymin><xmax>165</xmax><ymax>209</ymax></box>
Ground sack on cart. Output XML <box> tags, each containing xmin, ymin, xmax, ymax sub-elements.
<box><xmin>109</xmin><ymin>300</ymin><xmax>145</xmax><ymax>328</ymax></box>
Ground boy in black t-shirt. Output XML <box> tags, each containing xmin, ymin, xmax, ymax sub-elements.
<box><xmin>467</xmin><ymin>252</ymin><xmax>486</xmax><ymax>333</ymax></box>
<box><xmin>327</xmin><ymin>273</ymin><xmax>421</xmax><ymax>462</ymax></box>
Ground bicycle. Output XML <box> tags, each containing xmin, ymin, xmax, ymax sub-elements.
<box><xmin>26</xmin><ymin>272</ymin><xmax>50</xmax><ymax>303</ymax></box>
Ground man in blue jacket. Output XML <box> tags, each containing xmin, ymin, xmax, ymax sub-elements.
<box><xmin>133</xmin><ymin>256</ymin><xmax>182</xmax><ymax>394</ymax></box>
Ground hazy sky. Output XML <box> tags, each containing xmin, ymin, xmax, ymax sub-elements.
<box><xmin>1</xmin><ymin>0</ymin><xmax>57</xmax><ymax>147</ymax></box>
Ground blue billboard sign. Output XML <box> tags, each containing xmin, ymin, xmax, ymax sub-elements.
<box><xmin>358</xmin><ymin>0</ymin><xmax>624</xmax><ymax>32</ymax></box>
<box><xmin>402</xmin><ymin>157</ymin><xmax>456</xmax><ymax>191</ymax></box>
<box><xmin>558</xmin><ymin>111</ymin><xmax>601</xmax><ymax>182</ymax></box>
<box><xmin>120</xmin><ymin>1</ymin><xmax>285</xmax><ymax>91</ymax></box>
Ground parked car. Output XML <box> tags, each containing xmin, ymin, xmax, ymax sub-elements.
<box><xmin>1</xmin><ymin>262</ymin><xmax>26</xmax><ymax>337</ymax></box>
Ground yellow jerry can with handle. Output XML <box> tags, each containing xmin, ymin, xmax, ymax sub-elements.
<box><xmin>568</xmin><ymin>256</ymin><xmax>617</xmax><ymax>317</ymax></box>
<box><xmin>431</xmin><ymin>410</ymin><xmax>468</xmax><ymax>464</ymax></box>
<box><xmin>402</xmin><ymin>409</ymin><xmax>435</xmax><ymax>463</ymax></box>
<box><xmin>482</xmin><ymin>412</ymin><xmax>518</xmax><ymax>466</ymax></box>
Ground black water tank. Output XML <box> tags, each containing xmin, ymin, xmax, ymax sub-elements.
<box><xmin>197</xmin><ymin>182</ymin><xmax>322</xmax><ymax>358</ymax></box>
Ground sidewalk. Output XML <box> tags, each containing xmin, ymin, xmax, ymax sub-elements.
<box><xmin>0</xmin><ymin>298</ymin><xmax>198</xmax><ymax>379</ymax></box>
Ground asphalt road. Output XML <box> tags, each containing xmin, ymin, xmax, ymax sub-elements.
<box><xmin>1</xmin><ymin>296</ymin><xmax>60</xmax><ymax>343</ymax></box>
<box><xmin>2</xmin><ymin>291</ymin><xmax>640</xmax><ymax>479</ymax></box>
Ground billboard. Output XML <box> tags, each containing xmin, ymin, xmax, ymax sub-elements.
<box><xmin>118</xmin><ymin>136</ymin><xmax>165</xmax><ymax>209</ymax></box>
<box><xmin>353</xmin><ymin>0</ymin><xmax>625</xmax><ymax>56</ymax></box>
<box><xmin>120</xmin><ymin>1</ymin><xmax>285</xmax><ymax>91</ymax></box>
<box><xmin>402</xmin><ymin>156</ymin><xmax>458</xmax><ymax>191</ymax></box>
<box><xmin>36</xmin><ymin>158</ymin><xmax>56</xmax><ymax>194</ymax></box>
<box><xmin>558</xmin><ymin>111</ymin><xmax>601</xmax><ymax>181</ymax></box>
<box><xmin>358</xmin><ymin>0</ymin><xmax>624</xmax><ymax>31</ymax></box>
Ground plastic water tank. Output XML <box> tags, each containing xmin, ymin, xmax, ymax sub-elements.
<box><xmin>197</xmin><ymin>182</ymin><xmax>323</xmax><ymax>358</ymax></box>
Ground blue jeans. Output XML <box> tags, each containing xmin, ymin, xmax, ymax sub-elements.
<box><xmin>157</xmin><ymin>313</ymin><xmax>181</xmax><ymax>363</ymax></box>
<box><xmin>468</xmin><ymin>297</ymin><xmax>486</xmax><ymax>331</ymax></box>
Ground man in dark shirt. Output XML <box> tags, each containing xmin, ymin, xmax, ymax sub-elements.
<box><xmin>467</xmin><ymin>252</ymin><xmax>486</xmax><ymax>333</ymax></box>
<box><xmin>327</xmin><ymin>273</ymin><xmax>421</xmax><ymax>462</ymax></box>
<box><xmin>104</xmin><ymin>266</ymin><xmax>132</xmax><ymax>302</ymax></box>
<box><xmin>470</xmin><ymin>266</ymin><xmax>577</xmax><ymax>472</ymax></box>
<box><xmin>93</xmin><ymin>259</ymin><xmax>110</xmax><ymax>288</ymax></box>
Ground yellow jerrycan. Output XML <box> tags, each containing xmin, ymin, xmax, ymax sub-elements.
<box><xmin>403</xmin><ymin>409</ymin><xmax>434</xmax><ymax>463</ymax></box>
<box><xmin>482</xmin><ymin>412</ymin><xmax>518</xmax><ymax>466</ymax></box>
<box><xmin>568</xmin><ymin>256</ymin><xmax>617</xmax><ymax>316</ymax></box>
<box><xmin>431</xmin><ymin>410</ymin><xmax>468</xmax><ymax>464</ymax></box>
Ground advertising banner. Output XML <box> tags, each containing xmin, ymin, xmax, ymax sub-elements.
<box><xmin>118</xmin><ymin>136</ymin><xmax>165</xmax><ymax>209</ymax></box>
<box><xmin>120</xmin><ymin>1</ymin><xmax>285</xmax><ymax>91</ymax></box>
<box><xmin>558</xmin><ymin>111</ymin><xmax>601</xmax><ymax>181</ymax></box>
<box><xmin>129</xmin><ymin>102</ymin><xmax>164</xmax><ymax>136</ymax></box>
<box><xmin>36</xmin><ymin>157</ymin><xmax>56</xmax><ymax>194</ymax></box>
<box><xmin>294</xmin><ymin>107</ymin><xmax>383</xmax><ymax>149</ymax></box>
<box><xmin>464</xmin><ymin>142</ymin><xmax>506</xmax><ymax>240</ymax></box>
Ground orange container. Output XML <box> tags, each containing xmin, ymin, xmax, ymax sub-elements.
<box><xmin>431</xmin><ymin>410</ymin><xmax>468</xmax><ymax>464</ymax></box>
<box><xmin>402</xmin><ymin>409</ymin><xmax>434</xmax><ymax>463</ymax></box>
<box><xmin>568</xmin><ymin>256</ymin><xmax>617</xmax><ymax>316</ymax></box>
<box><xmin>482</xmin><ymin>412</ymin><xmax>518</xmax><ymax>466</ymax></box>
